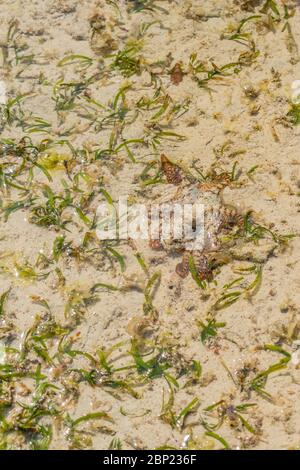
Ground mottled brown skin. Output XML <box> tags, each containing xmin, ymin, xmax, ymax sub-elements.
<box><xmin>149</xmin><ymin>239</ymin><xmax>163</xmax><ymax>250</ymax></box>
<box><xmin>175</xmin><ymin>258</ymin><xmax>190</xmax><ymax>278</ymax></box>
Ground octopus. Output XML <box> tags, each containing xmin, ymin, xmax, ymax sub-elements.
<box><xmin>147</xmin><ymin>155</ymin><xmax>244</xmax><ymax>281</ymax></box>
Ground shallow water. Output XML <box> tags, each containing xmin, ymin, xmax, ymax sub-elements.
<box><xmin>0</xmin><ymin>0</ymin><xmax>300</xmax><ymax>450</ymax></box>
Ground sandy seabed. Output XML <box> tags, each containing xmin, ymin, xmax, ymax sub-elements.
<box><xmin>0</xmin><ymin>0</ymin><xmax>300</xmax><ymax>450</ymax></box>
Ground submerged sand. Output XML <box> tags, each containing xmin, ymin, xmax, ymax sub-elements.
<box><xmin>0</xmin><ymin>0</ymin><xmax>300</xmax><ymax>450</ymax></box>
